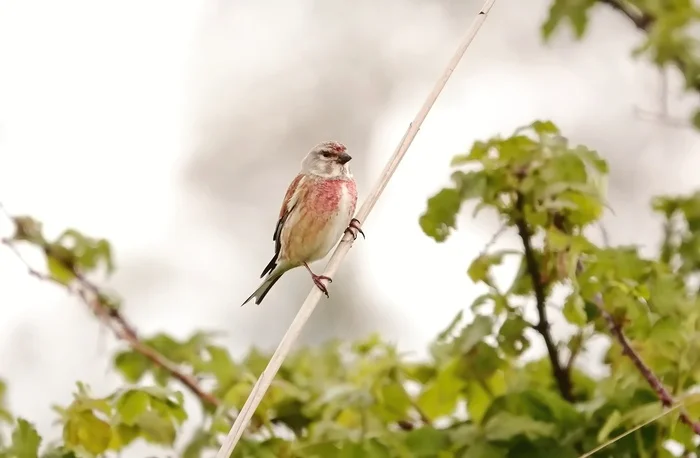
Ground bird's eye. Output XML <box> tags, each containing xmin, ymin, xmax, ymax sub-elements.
<box><xmin>321</xmin><ymin>151</ymin><xmax>332</xmax><ymax>158</ymax></box>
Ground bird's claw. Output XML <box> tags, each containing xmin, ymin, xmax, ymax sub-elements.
<box><xmin>345</xmin><ymin>218</ymin><xmax>365</xmax><ymax>240</ymax></box>
<box><xmin>311</xmin><ymin>274</ymin><xmax>332</xmax><ymax>298</ymax></box>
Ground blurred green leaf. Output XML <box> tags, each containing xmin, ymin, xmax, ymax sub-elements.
<box><xmin>8</xmin><ymin>419</ymin><xmax>41</xmax><ymax>458</ymax></box>
<box><xmin>420</xmin><ymin>188</ymin><xmax>462</xmax><ymax>242</ymax></box>
<box><xmin>468</xmin><ymin>251</ymin><xmax>519</xmax><ymax>286</ymax></box>
<box><xmin>0</xmin><ymin>380</ymin><xmax>12</xmax><ymax>424</ymax></box>
<box><xmin>46</xmin><ymin>252</ymin><xmax>75</xmax><ymax>285</ymax></box>
<box><xmin>403</xmin><ymin>428</ymin><xmax>450</xmax><ymax>457</ymax></box>
<box><xmin>416</xmin><ymin>363</ymin><xmax>463</xmax><ymax>421</ymax></box>
<box><xmin>542</xmin><ymin>0</ymin><xmax>596</xmax><ymax>40</ymax></box>
<box><xmin>457</xmin><ymin>315</ymin><xmax>494</xmax><ymax>355</ymax></box>
<box><xmin>115</xmin><ymin>390</ymin><xmax>150</xmax><ymax>426</ymax></box>
<box><xmin>113</xmin><ymin>352</ymin><xmax>149</xmax><ymax>383</ymax></box>
<box><xmin>497</xmin><ymin>315</ymin><xmax>530</xmax><ymax>357</ymax></box>
<box><xmin>483</xmin><ymin>412</ymin><xmax>556</xmax><ymax>441</ymax></box>
<box><xmin>597</xmin><ymin>409</ymin><xmax>622</xmax><ymax>443</ymax></box>
<box><xmin>562</xmin><ymin>294</ymin><xmax>587</xmax><ymax>326</ymax></box>
<box><xmin>63</xmin><ymin>410</ymin><xmax>112</xmax><ymax>455</ymax></box>
<box><xmin>10</xmin><ymin>216</ymin><xmax>45</xmax><ymax>244</ymax></box>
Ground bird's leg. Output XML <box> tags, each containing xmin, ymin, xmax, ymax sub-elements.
<box><xmin>344</xmin><ymin>218</ymin><xmax>365</xmax><ymax>240</ymax></box>
<box><xmin>303</xmin><ymin>262</ymin><xmax>332</xmax><ymax>298</ymax></box>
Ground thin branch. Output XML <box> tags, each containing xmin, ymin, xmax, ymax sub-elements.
<box><xmin>514</xmin><ymin>193</ymin><xmax>575</xmax><ymax>402</ymax></box>
<box><xmin>214</xmin><ymin>1</ymin><xmax>498</xmax><ymax>455</ymax></box>
<box><xmin>0</xmin><ymin>227</ymin><xmax>224</xmax><ymax>413</ymax></box>
<box><xmin>597</xmin><ymin>0</ymin><xmax>653</xmax><ymax>34</ymax></box>
<box><xmin>573</xmin><ymin>257</ymin><xmax>700</xmax><ymax>436</ymax></box>
<box><xmin>597</xmin><ymin>0</ymin><xmax>700</xmax><ymax>92</ymax></box>
<box><xmin>633</xmin><ymin>106</ymin><xmax>691</xmax><ymax>129</ymax></box>
<box><xmin>590</xmin><ymin>292</ymin><xmax>700</xmax><ymax>436</ymax></box>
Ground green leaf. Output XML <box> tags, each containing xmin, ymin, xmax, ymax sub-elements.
<box><xmin>452</xmin><ymin>141</ymin><xmax>491</xmax><ymax>165</ymax></box>
<box><xmin>0</xmin><ymin>380</ymin><xmax>12</xmax><ymax>424</ymax></box>
<box><xmin>113</xmin><ymin>352</ymin><xmax>149</xmax><ymax>383</ymax></box>
<box><xmin>456</xmin><ymin>342</ymin><xmax>503</xmax><ymax>381</ymax></box>
<box><xmin>375</xmin><ymin>382</ymin><xmax>412</xmax><ymax>421</ymax></box>
<box><xmin>542</xmin><ymin>0</ymin><xmax>596</xmax><ymax>40</ymax></box>
<box><xmin>467</xmin><ymin>251</ymin><xmax>518</xmax><ymax>286</ymax></box>
<box><xmin>360</xmin><ymin>439</ymin><xmax>392</xmax><ymax>458</ymax></box>
<box><xmin>452</xmin><ymin>171</ymin><xmax>488</xmax><ymax>200</ymax></box>
<box><xmin>351</xmin><ymin>333</ymin><xmax>382</xmax><ymax>355</ymax></box>
<box><xmin>46</xmin><ymin>256</ymin><xmax>75</xmax><ymax>285</ymax></box>
<box><xmin>38</xmin><ymin>446</ymin><xmax>78</xmax><ymax>458</ymax></box>
<box><xmin>648</xmin><ymin>316</ymin><xmax>680</xmax><ymax>344</ymax></box>
<box><xmin>456</xmin><ymin>315</ymin><xmax>494</xmax><ymax>354</ymax></box>
<box><xmin>693</xmin><ymin>109</ymin><xmax>700</xmax><ymax>129</ymax></box>
<box><xmin>483</xmin><ymin>412</ymin><xmax>556</xmax><ymax>441</ymax></box>
<box><xmin>465</xmin><ymin>381</ymin><xmax>492</xmax><ymax>424</ymax></box>
<box><xmin>53</xmin><ymin>229</ymin><xmax>115</xmax><ymax>275</ymax></box>
<box><xmin>10</xmin><ymin>216</ymin><xmax>45</xmax><ymax>244</ymax></box>
<box><xmin>448</xmin><ymin>423</ymin><xmax>480</xmax><ymax>450</ymax></box>
<box><xmin>531</xmin><ymin>120</ymin><xmax>560</xmax><ymax>135</ymax></box>
<box><xmin>403</xmin><ymin>428</ymin><xmax>450</xmax><ymax>457</ymax></box>
<box><xmin>562</xmin><ymin>294</ymin><xmax>587</xmax><ymax>326</ymax></box>
<box><xmin>420</xmin><ymin>188</ymin><xmax>462</xmax><ymax>242</ymax></box>
<box><xmin>468</xmin><ymin>256</ymin><xmax>492</xmax><ymax>284</ymax></box>
<box><xmin>574</xmin><ymin>145</ymin><xmax>608</xmax><ymax>174</ymax></box>
<box><xmin>597</xmin><ymin>409</ymin><xmax>622</xmax><ymax>443</ymax></box>
<box><xmin>182</xmin><ymin>430</ymin><xmax>216</xmax><ymax>458</ymax></box>
<box><xmin>110</xmin><ymin>424</ymin><xmax>139</xmax><ymax>450</ymax></box>
<box><xmin>63</xmin><ymin>410</ymin><xmax>112</xmax><ymax>455</ymax></box>
<box><xmin>9</xmin><ymin>419</ymin><xmax>42</xmax><ymax>458</ymax></box>
<box><xmin>497</xmin><ymin>315</ymin><xmax>530</xmax><ymax>357</ymax></box>
<box><xmin>416</xmin><ymin>363</ymin><xmax>464</xmax><ymax>420</ymax></box>
<box><xmin>115</xmin><ymin>390</ymin><xmax>150</xmax><ymax>425</ymax></box>
<box><xmin>134</xmin><ymin>411</ymin><xmax>176</xmax><ymax>445</ymax></box>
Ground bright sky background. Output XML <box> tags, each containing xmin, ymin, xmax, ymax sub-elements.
<box><xmin>1</xmin><ymin>0</ymin><xmax>700</xmax><ymax>453</ymax></box>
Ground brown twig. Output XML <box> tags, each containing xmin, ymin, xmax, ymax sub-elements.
<box><xmin>590</xmin><ymin>292</ymin><xmax>700</xmax><ymax>436</ymax></box>
<box><xmin>597</xmin><ymin>0</ymin><xmax>700</xmax><ymax>92</ymax></box>
<box><xmin>0</xmin><ymin>220</ymin><xmax>224</xmax><ymax>412</ymax></box>
<box><xmin>597</xmin><ymin>0</ymin><xmax>654</xmax><ymax>37</ymax></box>
<box><xmin>514</xmin><ymin>193</ymin><xmax>575</xmax><ymax>402</ymax></box>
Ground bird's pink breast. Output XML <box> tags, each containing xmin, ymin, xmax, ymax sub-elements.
<box><xmin>314</xmin><ymin>178</ymin><xmax>356</xmax><ymax>214</ymax></box>
<box><xmin>280</xmin><ymin>176</ymin><xmax>357</xmax><ymax>264</ymax></box>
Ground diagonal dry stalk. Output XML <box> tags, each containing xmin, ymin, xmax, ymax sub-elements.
<box><xmin>578</xmin><ymin>395</ymin><xmax>700</xmax><ymax>458</ymax></box>
<box><xmin>215</xmin><ymin>1</ymin><xmax>498</xmax><ymax>455</ymax></box>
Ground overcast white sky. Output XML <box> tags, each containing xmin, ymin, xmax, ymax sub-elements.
<box><xmin>1</xmin><ymin>0</ymin><xmax>700</xmax><ymax>453</ymax></box>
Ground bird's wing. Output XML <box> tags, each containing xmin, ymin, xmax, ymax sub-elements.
<box><xmin>260</xmin><ymin>173</ymin><xmax>305</xmax><ymax>278</ymax></box>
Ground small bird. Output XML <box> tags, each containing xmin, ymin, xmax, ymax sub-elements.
<box><xmin>241</xmin><ymin>141</ymin><xmax>364</xmax><ymax>306</ymax></box>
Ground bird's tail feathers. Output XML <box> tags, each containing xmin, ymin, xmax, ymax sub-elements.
<box><xmin>241</xmin><ymin>265</ymin><xmax>288</xmax><ymax>307</ymax></box>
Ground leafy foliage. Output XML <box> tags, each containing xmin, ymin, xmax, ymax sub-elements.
<box><xmin>2</xmin><ymin>3</ymin><xmax>700</xmax><ymax>458</ymax></box>
<box><xmin>542</xmin><ymin>0</ymin><xmax>700</xmax><ymax>99</ymax></box>
<box><xmin>3</xmin><ymin>119</ymin><xmax>699</xmax><ymax>457</ymax></box>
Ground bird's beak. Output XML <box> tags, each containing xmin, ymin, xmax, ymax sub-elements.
<box><xmin>338</xmin><ymin>152</ymin><xmax>352</xmax><ymax>164</ymax></box>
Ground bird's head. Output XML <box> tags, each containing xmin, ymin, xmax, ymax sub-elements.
<box><xmin>301</xmin><ymin>141</ymin><xmax>352</xmax><ymax>178</ymax></box>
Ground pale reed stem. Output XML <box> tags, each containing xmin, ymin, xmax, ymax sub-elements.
<box><xmin>215</xmin><ymin>1</ymin><xmax>498</xmax><ymax>455</ymax></box>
